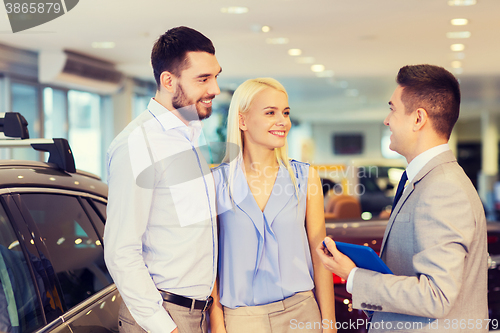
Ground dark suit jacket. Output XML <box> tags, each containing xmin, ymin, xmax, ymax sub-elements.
<box><xmin>352</xmin><ymin>150</ymin><xmax>488</xmax><ymax>332</ymax></box>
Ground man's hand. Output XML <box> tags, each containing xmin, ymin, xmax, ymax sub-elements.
<box><xmin>316</xmin><ymin>237</ymin><xmax>356</xmax><ymax>280</ymax></box>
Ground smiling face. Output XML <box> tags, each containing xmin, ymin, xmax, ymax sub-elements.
<box><xmin>239</xmin><ymin>87</ymin><xmax>291</xmax><ymax>151</ymax></box>
<box><xmin>171</xmin><ymin>51</ymin><xmax>221</xmax><ymax>121</ymax></box>
<box><xmin>384</xmin><ymin>85</ymin><xmax>417</xmax><ymax>159</ymax></box>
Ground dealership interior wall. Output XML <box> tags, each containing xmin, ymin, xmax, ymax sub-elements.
<box><xmin>1</xmin><ymin>38</ymin><xmax>500</xmax><ymax>219</ymax></box>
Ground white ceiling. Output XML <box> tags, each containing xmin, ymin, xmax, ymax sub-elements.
<box><xmin>1</xmin><ymin>0</ymin><xmax>499</xmax><ymax>122</ymax></box>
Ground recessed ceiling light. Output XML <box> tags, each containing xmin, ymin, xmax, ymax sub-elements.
<box><xmin>446</xmin><ymin>31</ymin><xmax>471</xmax><ymax>39</ymax></box>
<box><xmin>92</xmin><ymin>42</ymin><xmax>115</xmax><ymax>49</ymax></box>
<box><xmin>451</xmin><ymin>61</ymin><xmax>462</xmax><ymax>68</ymax></box>
<box><xmin>295</xmin><ymin>57</ymin><xmax>315</xmax><ymax>64</ymax></box>
<box><xmin>221</xmin><ymin>7</ymin><xmax>249</xmax><ymax>14</ymax></box>
<box><xmin>451</xmin><ymin>18</ymin><xmax>468</xmax><ymax>26</ymax></box>
<box><xmin>451</xmin><ymin>43</ymin><xmax>465</xmax><ymax>51</ymax></box>
<box><xmin>266</xmin><ymin>37</ymin><xmax>289</xmax><ymax>45</ymax></box>
<box><xmin>316</xmin><ymin>70</ymin><xmax>335</xmax><ymax>78</ymax></box>
<box><xmin>288</xmin><ymin>49</ymin><xmax>302</xmax><ymax>56</ymax></box>
<box><xmin>448</xmin><ymin>0</ymin><xmax>476</xmax><ymax>6</ymax></box>
<box><xmin>311</xmin><ymin>64</ymin><xmax>325</xmax><ymax>73</ymax></box>
<box><xmin>261</xmin><ymin>26</ymin><xmax>271</xmax><ymax>33</ymax></box>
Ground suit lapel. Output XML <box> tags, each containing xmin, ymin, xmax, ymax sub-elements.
<box><xmin>379</xmin><ymin>150</ymin><xmax>457</xmax><ymax>257</ymax></box>
<box><xmin>380</xmin><ymin>184</ymin><xmax>414</xmax><ymax>256</ymax></box>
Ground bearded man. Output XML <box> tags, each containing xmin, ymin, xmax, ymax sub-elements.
<box><xmin>104</xmin><ymin>26</ymin><xmax>222</xmax><ymax>333</ymax></box>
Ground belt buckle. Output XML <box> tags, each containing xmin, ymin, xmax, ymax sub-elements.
<box><xmin>202</xmin><ymin>296</ymin><xmax>213</xmax><ymax>311</ymax></box>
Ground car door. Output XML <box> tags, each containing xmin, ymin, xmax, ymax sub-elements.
<box><xmin>3</xmin><ymin>189</ymin><xmax>119</xmax><ymax>333</ymax></box>
<box><xmin>0</xmin><ymin>197</ymin><xmax>50</xmax><ymax>333</ymax></box>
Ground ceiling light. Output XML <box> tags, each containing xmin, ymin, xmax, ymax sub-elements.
<box><xmin>316</xmin><ymin>70</ymin><xmax>335</xmax><ymax>77</ymax></box>
<box><xmin>266</xmin><ymin>37</ymin><xmax>289</xmax><ymax>45</ymax></box>
<box><xmin>311</xmin><ymin>64</ymin><xmax>325</xmax><ymax>73</ymax></box>
<box><xmin>288</xmin><ymin>48</ymin><xmax>302</xmax><ymax>56</ymax></box>
<box><xmin>92</xmin><ymin>42</ymin><xmax>115</xmax><ymax>49</ymax></box>
<box><xmin>451</xmin><ymin>44</ymin><xmax>465</xmax><ymax>51</ymax></box>
<box><xmin>451</xmin><ymin>18</ymin><xmax>468</xmax><ymax>26</ymax></box>
<box><xmin>295</xmin><ymin>56</ymin><xmax>315</xmax><ymax>64</ymax></box>
<box><xmin>451</xmin><ymin>61</ymin><xmax>462</xmax><ymax>68</ymax></box>
<box><xmin>261</xmin><ymin>26</ymin><xmax>271</xmax><ymax>33</ymax></box>
<box><xmin>448</xmin><ymin>0</ymin><xmax>476</xmax><ymax>6</ymax></box>
<box><xmin>221</xmin><ymin>7</ymin><xmax>249</xmax><ymax>14</ymax></box>
<box><xmin>446</xmin><ymin>31</ymin><xmax>471</xmax><ymax>39</ymax></box>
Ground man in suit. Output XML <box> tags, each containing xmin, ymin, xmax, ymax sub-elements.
<box><xmin>317</xmin><ymin>64</ymin><xmax>488</xmax><ymax>332</ymax></box>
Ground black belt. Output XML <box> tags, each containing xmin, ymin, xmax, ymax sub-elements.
<box><xmin>159</xmin><ymin>290</ymin><xmax>213</xmax><ymax>311</ymax></box>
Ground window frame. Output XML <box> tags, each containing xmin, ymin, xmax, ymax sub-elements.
<box><xmin>1</xmin><ymin>188</ymin><xmax>108</xmax><ymax>313</ymax></box>
<box><xmin>0</xmin><ymin>194</ymin><xmax>48</xmax><ymax>330</ymax></box>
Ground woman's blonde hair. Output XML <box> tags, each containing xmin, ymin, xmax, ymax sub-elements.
<box><xmin>222</xmin><ymin>78</ymin><xmax>298</xmax><ymax>201</ymax></box>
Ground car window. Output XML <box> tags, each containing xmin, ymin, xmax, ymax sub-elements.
<box><xmin>0</xmin><ymin>203</ymin><xmax>44</xmax><ymax>333</ymax></box>
<box><xmin>20</xmin><ymin>194</ymin><xmax>112</xmax><ymax>310</ymax></box>
<box><xmin>92</xmin><ymin>199</ymin><xmax>107</xmax><ymax>221</ymax></box>
<box><xmin>81</xmin><ymin>199</ymin><xmax>104</xmax><ymax>238</ymax></box>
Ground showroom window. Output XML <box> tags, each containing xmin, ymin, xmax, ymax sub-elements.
<box><xmin>43</xmin><ymin>87</ymin><xmax>68</xmax><ymax>140</ymax></box>
<box><xmin>133</xmin><ymin>93</ymin><xmax>151</xmax><ymax>119</ymax></box>
<box><xmin>68</xmin><ymin>90</ymin><xmax>102</xmax><ymax>177</ymax></box>
<box><xmin>11</xmin><ymin>82</ymin><xmax>40</xmax><ymax>161</ymax></box>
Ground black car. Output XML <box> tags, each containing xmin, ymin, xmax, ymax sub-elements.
<box><xmin>0</xmin><ymin>113</ymin><xmax>120</xmax><ymax>333</ymax></box>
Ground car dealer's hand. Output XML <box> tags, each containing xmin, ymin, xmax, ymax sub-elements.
<box><xmin>316</xmin><ymin>237</ymin><xmax>356</xmax><ymax>280</ymax></box>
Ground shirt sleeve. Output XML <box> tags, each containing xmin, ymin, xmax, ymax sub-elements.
<box><xmin>346</xmin><ymin>267</ymin><xmax>358</xmax><ymax>294</ymax></box>
<box><xmin>103</xmin><ymin>136</ymin><xmax>176</xmax><ymax>333</ymax></box>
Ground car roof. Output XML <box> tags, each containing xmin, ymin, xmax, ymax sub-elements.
<box><xmin>0</xmin><ymin>160</ymin><xmax>108</xmax><ymax>199</ymax></box>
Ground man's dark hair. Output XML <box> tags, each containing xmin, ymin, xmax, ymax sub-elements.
<box><xmin>397</xmin><ymin>64</ymin><xmax>460</xmax><ymax>139</ymax></box>
<box><xmin>151</xmin><ymin>26</ymin><xmax>215</xmax><ymax>89</ymax></box>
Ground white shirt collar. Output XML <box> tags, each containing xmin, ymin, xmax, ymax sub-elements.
<box><xmin>147</xmin><ymin>98</ymin><xmax>203</xmax><ymax>142</ymax></box>
<box><xmin>406</xmin><ymin>143</ymin><xmax>450</xmax><ymax>183</ymax></box>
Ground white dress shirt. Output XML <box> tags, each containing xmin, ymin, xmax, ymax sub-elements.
<box><xmin>103</xmin><ymin>99</ymin><xmax>217</xmax><ymax>333</ymax></box>
<box><xmin>346</xmin><ymin>144</ymin><xmax>450</xmax><ymax>293</ymax></box>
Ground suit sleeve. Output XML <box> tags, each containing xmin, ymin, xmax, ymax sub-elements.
<box><xmin>351</xmin><ymin>177</ymin><xmax>476</xmax><ymax>319</ymax></box>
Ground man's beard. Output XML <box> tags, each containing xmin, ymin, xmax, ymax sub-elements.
<box><xmin>172</xmin><ymin>83</ymin><xmax>213</xmax><ymax>121</ymax></box>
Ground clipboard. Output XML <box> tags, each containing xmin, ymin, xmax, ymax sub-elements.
<box><xmin>335</xmin><ymin>241</ymin><xmax>393</xmax><ymax>274</ymax></box>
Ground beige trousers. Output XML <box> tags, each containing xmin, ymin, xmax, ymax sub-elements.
<box><xmin>118</xmin><ymin>300</ymin><xmax>208</xmax><ymax>333</ymax></box>
<box><xmin>223</xmin><ymin>291</ymin><xmax>322</xmax><ymax>333</ymax></box>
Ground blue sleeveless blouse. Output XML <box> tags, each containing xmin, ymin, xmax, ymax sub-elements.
<box><xmin>211</xmin><ymin>160</ymin><xmax>314</xmax><ymax>308</ymax></box>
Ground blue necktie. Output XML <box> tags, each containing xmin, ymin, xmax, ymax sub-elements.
<box><xmin>391</xmin><ymin>171</ymin><xmax>408</xmax><ymax>212</ymax></box>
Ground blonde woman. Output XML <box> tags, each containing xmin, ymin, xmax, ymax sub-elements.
<box><xmin>210</xmin><ymin>78</ymin><xmax>336</xmax><ymax>333</ymax></box>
